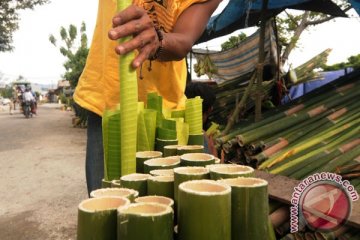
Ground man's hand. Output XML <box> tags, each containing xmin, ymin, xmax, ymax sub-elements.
<box><xmin>108</xmin><ymin>5</ymin><xmax>160</xmax><ymax>68</ymax></box>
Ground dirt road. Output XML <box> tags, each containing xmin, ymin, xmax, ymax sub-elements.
<box><xmin>0</xmin><ymin>104</ymin><xmax>88</xmax><ymax>240</ymax></box>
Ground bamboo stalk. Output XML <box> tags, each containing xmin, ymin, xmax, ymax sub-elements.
<box><xmin>134</xmin><ymin>195</ymin><xmax>174</xmax><ymax>209</ymax></box>
<box><xmin>207</xmin><ymin>164</ymin><xmax>254</xmax><ymax>180</ymax></box>
<box><xmin>149</xmin><ymin>169</ymin><xmax>174</xmax><ymax>177</ymax></box>
<box><xmin>120</xmin><ymin>173</ymin><xmax>151</xmax><ymax>196</ymax></box>
<box><xmin>147</xmin><ymin>175</ymin><xmax>174</xmax><ymax>199</ymax></box>
<box><xmin>143</xmin><ymin>156</ymin><xmax>180</xmax><ymax>174</ymax></box>
<box><xmin>90</xmin><ymin>188</ymin><xmax>139</xmax><ymax>202</ymax></box>
<box><xmin>180</xmin><ymin>153</ymin><xmax>215</xmax><ymax>167</ymax></box>
<box><xmin>136</xmin><ymin>151</ymin><xmax>163</xmax><ymax>173</ymax></box>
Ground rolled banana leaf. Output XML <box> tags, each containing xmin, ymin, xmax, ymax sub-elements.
<box><xmin>185</xmin><ymin>97</ymin><xmax>203</xmax><ymax>135</ymax></box>
<box><xmin>173</xmin><ymin>166</ymin><xmax>210</xmax><ymax>205</ymax></box>
<box><xmin>143</xmin><ymin>156</ymin><xmax>181</xmax><ymax>174</ymax></box>
<box><xmin>208</xmin><ymin>164</ymin><xmax>255</xmax><ymax>180</ymax></box>
<box><xmin>187</xmin><ymin>134</ymin><xmax>204</xmax><ymax>146</ymax></box>
<box><xmin>117</xmin><ymin>0</ymin><xmax>138</xmax><ymax>176</ymax></box>
<box><xmin>117</xmin><ymin>202</ymin><xmax>173</xmax><ymax>240</ymax></box>
<box><xmin>136</xmin><ymin>151</ymin><xmax>163</xmax><ymax>173</ymax></box>
<box><xmin>177</xmin><ymin>180</ymin><xmax>231</xmax><ymax>240</ymax></box>
<box><xmin>143</xmin><ymin>109</ymin><xmax>157</xmax><ymax>151</ymax></box>
<box><xmin>180</xmin><ymin>153</ymin><xmax>215</xmax><ymax>167</ymax></box>
<box><xmin>90</xmin><ymin>188</ymin><xmax>139</xmax><ymax>202</ymax></box>
<box><xmin>150</xmin><ymin>169</ymin><xmax>174</xmax><ymax>177</ymax></box>
<box><xmin>111</xmin><ymin>180</ymin><xmax>121</xmax><ymax>188</ymax></box>
<box><xmin>77</xmin><ymin>196</ymin><xmax>130</xmax><ymax>240</ymax></box>
<box><xmin>134</xmin><ymin>195</ymin><xmax>174</xmax><ymax>209</ymax></box>
<box><xmin>102</xmin><ymin>178</ymin><xmax>112</xmax><ymax>188</ymax></box>
<box><xmin>147</xmin><ymin>175</ymin><xmax>175</xmax><ymax>199</ymax></box>
<box><xmin>219</xmin><ymin>177</ymin><xmax>271</xmax><ymax>240</ymax></box>
<box><xmin>171</xmin><ymin>109</ymin><xmax>185</xmax><ymax>118</ymax></box>
<box><xmin>155</xmin><ymin>138</ymin><xmax>178</xmax><ymax>153</ymax></box>
<box><xmin>177</xmin><ymin>145</ymin><xmax>204</xmax><ymax>155</ymax></box>
<box><xmin>120</xmin><ymin>173</ymin><xmax>151</xmax><ymax>196</ymax></box>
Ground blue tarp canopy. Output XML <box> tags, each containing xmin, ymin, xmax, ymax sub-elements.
<box><xmin>197</xmin><ymin>0</ymin><xmax>358</xmax><ymax>43</ymax></box>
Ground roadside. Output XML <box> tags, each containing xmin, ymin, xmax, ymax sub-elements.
<box><xmin>0</xmin><ymin>103</ymin><xmax>88</xmax><ymax>240</ymax></box>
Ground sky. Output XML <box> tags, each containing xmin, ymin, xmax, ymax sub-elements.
<box><xmin>0</xmin><ymin>0</ymin><xmax>360</xmax><ymax>86</ymax></box>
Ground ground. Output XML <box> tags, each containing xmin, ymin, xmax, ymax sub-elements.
<box><xmin>0</xmin><ymin>103</ymin><xmax>88</xmax><ymax>240</ymax></box>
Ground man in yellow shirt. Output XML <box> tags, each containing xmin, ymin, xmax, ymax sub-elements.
<box><xmin>74</xmin><ymin>0</ymin><xmax>221</xmax><ymax>195</ymax></box>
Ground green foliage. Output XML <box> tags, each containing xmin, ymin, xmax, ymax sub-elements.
<box><xmin>49</xmin><ymin>22</ymin><xmax>89</xmax><ymax>88</ymax></box>
<box><xmin>221</xmin><ymin>33</ymin><xmax>247</xmax><ymax>51</ymax></box>
<box><xmin>322</xmin><ymin>53</ymin><xmax>360</xmax><ymax>71</ymax></box>
<box><xmin>0</xmin><ymin>87</ymin><xmax>12</xmax><ymax>98</ymax></box>
<box><xmin>0</xmin><ymin>0</ymin><xmax>49</xmax><ymax>52</ymax></box>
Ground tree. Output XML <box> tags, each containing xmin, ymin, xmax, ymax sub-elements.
<box><xmin>49</xmin><ymin>22</ymin><xmax>89</xmax><ymax>88</ymax></box>
<box><xmin>0</xmin><ymin>0</ymin><xmax>49</xmax><ymax>52</ymax></box>
<box><xmin>276</xmin><ymin>0</ymin><xmax>352</xmax><ymax>66</ymax></box>
<box><xmin>322</xmin><ymin>53</ymin><xmax>360</xmax><ymax>71</ymax></box>
<box><xmin>221</xmin><ymin>33</ymin><xmax>247</xmax><ymax>51</ymax></box>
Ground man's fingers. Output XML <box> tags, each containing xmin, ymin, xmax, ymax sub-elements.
<box><xmin>133</xmin><ymin>45</ymin><xmax>153</xmax><ymax>68</ymax></box>
<box><xmin>112</xmin><ymin>5</ymin><xmax>144</xmax><ymax>27</ymax></box>
<box><xmin>114</xmin><ymin>30</ymin><xmax>157</xmax><ymax>56</ymax></box>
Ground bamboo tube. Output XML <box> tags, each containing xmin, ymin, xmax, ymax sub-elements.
<box><xmin>177</xmin><ymin>180</ymin><xmax>231</xmax><ymax>240</ymax></box>
<box><xmin>319</xmin><ymin>144</ymin><xmax>360</xmax><ymax>173</ymax></box>
<box><xmin>90</xmin><ymin>188</ymin><xmax>139</xmax><ymax>202</ymax></box>
<box><xmin>102</xmin><ymin>178</ymin><xmax>112</xmax><ymax>188</ymax></box>
<box><xmin>208</xmin><ymin>164</ymin><xmax>254</xmax><ymax>180</ymax></box>
<box><xmin>135</xmin><ymin>151</ymin><xmax>163</xmax><ymax>173</ymax></box>
<box><xmin>187</xmin><ymin>134</ymin><xmax>204</xmax><ymax>145</ymax></box>
<box><xmin>163</xmin><ymin>145</ymin><xmax>182</xmax><ymax>157</ymax></box>
<box><xmin>111</xmin><ymin>180</ymin><xmax>121</xmax><ymax>188</ymax></box>
<box><xmin>150</xmin><ymin>169</ymin><xmax>174</xmax><ymax>177</ymax></box>
<box><xmin>120</xmin><ymin>173</ymin><xmax>151</xmax><ymax>196</ymax></box>
<box><xmin>270</xmin><ymin>206</ymin><xmax>290</xmax><ymax>228</ymax></box>
<box><xmin>143</xmin><ymin>156</ymin><xmax>180</xmax><ymax>174</ymax></box>
<box><xmin>155</xmin><ymin>138</ymin><xmax>178</xmax><ymax>153</ymax></box>
<box><xmin>173</xmin><ymin>166</ymin><xmax>210</xmax><ymax>205</ymax></box>
<box><xmin>180</xmin><ymin>153</ymin><xmax>215</xmax><ymax>167</ymax></box>
<box><xmin>77</xmin><ymin>196</ymin><xmax>130</xmax><ymax>240</ymax></box>
<box><xmin>135</xmin><ymin>195</ymin><xmax>174</xmax><ymax>209</ymax></box>
<box><xmin>219</xmin><ymin>177</ymin><xmax>271</xmax><ymax>240</ymax></box>
<box><xmin>147</xmin><ymin>175</ymin><xmax>174</xmax><ymax>199</ymax></box>
<box><xmin>177</xmin><ymin>145</ymin><xmax>204</xmax><ymax>155</ymax></box>
<box><xmin>336</xmin><ymin>163</ymin><xmax>360</xmax><ymax>175</ymax></box>
<box><xmin>117</xmin><ymin>202</ymin><xmax>173</xmax><ymax>240</ymax></box>
<box><xmin>117</xmin><ymin>0</ymin><xmax>138</xmax><ymax>176</ymax></box>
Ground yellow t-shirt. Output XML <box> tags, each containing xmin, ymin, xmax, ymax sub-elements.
<box><xmin>74</xmin><ymin>0</ymin><xmax>206</xmax><ymax>116</ymax></box>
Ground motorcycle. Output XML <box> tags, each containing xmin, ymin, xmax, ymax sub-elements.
<box><xmin>23</xmin><ymin>101</ymin><xmax>33</xmax><ymax>118</ymax></box>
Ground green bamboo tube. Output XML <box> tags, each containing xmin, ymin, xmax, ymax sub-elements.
<box><xmin>219</xmin><ymin>177</ymin><xmax>270</xmax><ymax>240</ymax></box>
<box><xmin>102</xmin><ymin>178</ymin><xmax>112</xmax><ymax>188</ymax></box>
<box><xmin>117</xmin><ymin>0</ymin><xmax>138</xmax><ymax>176</ymax></box>
<box><xmin>171</xmin><ymin>109</ymin><xmax>185</xmax><ymax>118</ymax></box>
<box><xmin>177</xmin><ymin>180</ymin><xmax>231</xmax><ymax>240</ymax></box>
<box><xmin>150</xmin><ymin>169</ymin><xmax>174</xmax><ymax>177</ymax></box>
<box><xmin>173</xmin><ymin>166</ymin><xmax>210</xmax><ymax>205</ymax></box>
<box><xmin>187</xmin><ymin>134</ymin><xmax>204</xmax><ymax>145</ymax></box>
<box><xmin>163</xmin><ymin>145</ymin><xmax>182</xmax><ymax>157</ymax></box>
<box><xmin>143</xmin><ymin>156</ymin><xmax>181</xmax><ymax>174</ymax></box>
<box><xmin>90</xmin><ymin>188</ymin><xmax>139</xmax><ymax>202</ymax></box>
<box><xmin>180</xmin><ymin>153</ymin><xmax>215</xmax><ymax>167</ymax></box>
<box><xmin>147</xmin><ymin>175</ymin><xmax>175</xmax><ymax>199</ymax></box>
<box><xmin>177</xmin><ymin>145</ymin><xmax>204</xmax><ymax>155</ymax></box>
<box><xmin>120</xmin><ymin>173</ymin><xmax>151</xmax><ymax>196</ymax></box>
<box><xmin>155</xmin><ymin>138</ymin><xmax>178</xmax><ymax>153</ymax></box>
<box><xmin>117</xmin><ymin>202</ymin><xmax>173</xmax><ymax>240</ymax></box>
<box><xmin>77</xmin><ymin>196</ymin><xmax>130</xmax><ymax>240</ymax></box>
<box><xmin>136</xmin><ymin>151</ymin><xmax>163</xmax><ymax>173</ymax></box>
<box><xmin>214</xmin><ymin>157</ymin><xmax>221</xmax><ymax>164</ymax></box>
<box><xmin>135</xmin><ymin>195</ymin><xmax>174</xmax><ymax>209</ymax></box>
<box><xmin>111</xmin><ymin>180</ymin><xmax>121</xmax><ymax>188</ymax></box>
<box><xmin>208</xmin><ymin>164</ymin><xmax>255</xmax><ymax>180</ymax></box>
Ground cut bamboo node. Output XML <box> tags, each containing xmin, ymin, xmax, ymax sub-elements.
<box><xmin>117</xmin><ymin>202</ymin><xmax>173</xmax><ymax>240</ymax></box>
<box><xmin>90</xmin><ymin>188</ymin><xmax>139</xmax><ymax>202</ymax></box>
<box><xmin>77</xmin><ymin>196</ymin><xmax>130</xmax><ymax>240</ymax></box>
<box><xmin>135</xmin><ymin>195</ymin><xmax>174</xmax><ymax>208</ymax></box>
<box><xmin>136</xmin><ymin>151</ymin><xmax>163</xmax><ymax>173</ymax></box>
<box><xmin>207</xmin><ymin>164</ymin><xmax>255</xmax><ymax>180</ymax></box>
<box><xmin>120</xmin><ymin>173</ymin><xmax>151</xmax><ymax>197</ymax></box>
<box><xmin>143</xmin><ymin>156</ymin><xmax>181</xmax><ymax>173</ymax></box>
<box><xmin>180</xmin><ymin>153</ymin><xmax>215</xmax><ymax>167</ymax></box>
<box><xmin>150</xmin><ymin>169</ymin><xmax>174</xmax><ymax>176</ymax></box>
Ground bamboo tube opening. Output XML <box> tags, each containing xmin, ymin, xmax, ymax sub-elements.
<box><xmin>90</xmin><ymin>188</ymin><xmax>138</xmax><ymax>198</ymax></box>
<box><xmin>178</xmin><ymin>145</ymin><xmax>204</xmax><ymax>151</ymax></box>
<box><xmin>181</xmin><ymin>153</ymin><xmax>213</xmax><ymax>161</ymax></box>
<box><xmin>148</xmin><ymin>175</ymin><xmax>174</xmax><ymax>182</ymax></box>
<box><xmin>150</xmin><ymin>169</ymin><xmax>174</xmax><ymax>176</ymax></box>
<box><xmin>135</xmin><ymin>195</ymin><xmax>174</xmax><ymax>207</ymax></box>
<box><xmin>174</xmin><ymin>166</ymin><xmax>209</xmax><ymax>175</ymax></box>
<box><xmin>220</xmin><ymin>177</ymin><xmax>268</xmax><ymax>187</ymax></box>
<box><xmin>121</xmin><ymin>173</ymin><xmax>151</xmax><ymax>181</ymax></box>
<box><xmin>164</xmin><ymin>145</ymin><xmax>183</xmax><ymax>150</ymax></box>
<box><xmin>211</xmin><ymin>165</ymin><xmax>254</xmax><ymax>174</ymax></box>
<box><xmin>111</xmin><ymin>180</ymin><xmax>121</xmax><ymax>187</ymax></box>
<box><xmin>136</xmin><ymin>151</ymin><xmax>162</xmax><ymax>158</ymax></box>
<box><xmin>119</xmin><ymin>202</ymin><xmax>172</xmax><ymax>216</ymax></box>
<box><xmin>79</xmin><ymin>196</ymin><xmax>130</xmax><ymax>212</ymax></box>
<box><xmin>144</xmin><ymin>157</ymin><xmax>180</xmax><ymax>166</ymax></box>
<box><xmin>179</xmin><ymin>180</ymin><xmax>231</xmax><ymax>196</ymax></box>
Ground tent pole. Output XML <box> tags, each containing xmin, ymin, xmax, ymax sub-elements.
<box><xmin>255</xmin><ymin>0</ymin><xmax>269</xmax><ymax>122</ymax></box>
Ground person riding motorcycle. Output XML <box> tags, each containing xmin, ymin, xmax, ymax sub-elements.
<box><xmin>22</xmin><ymin>87</ymin><xmax>36</xmax><ymax>116</ymax></box>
